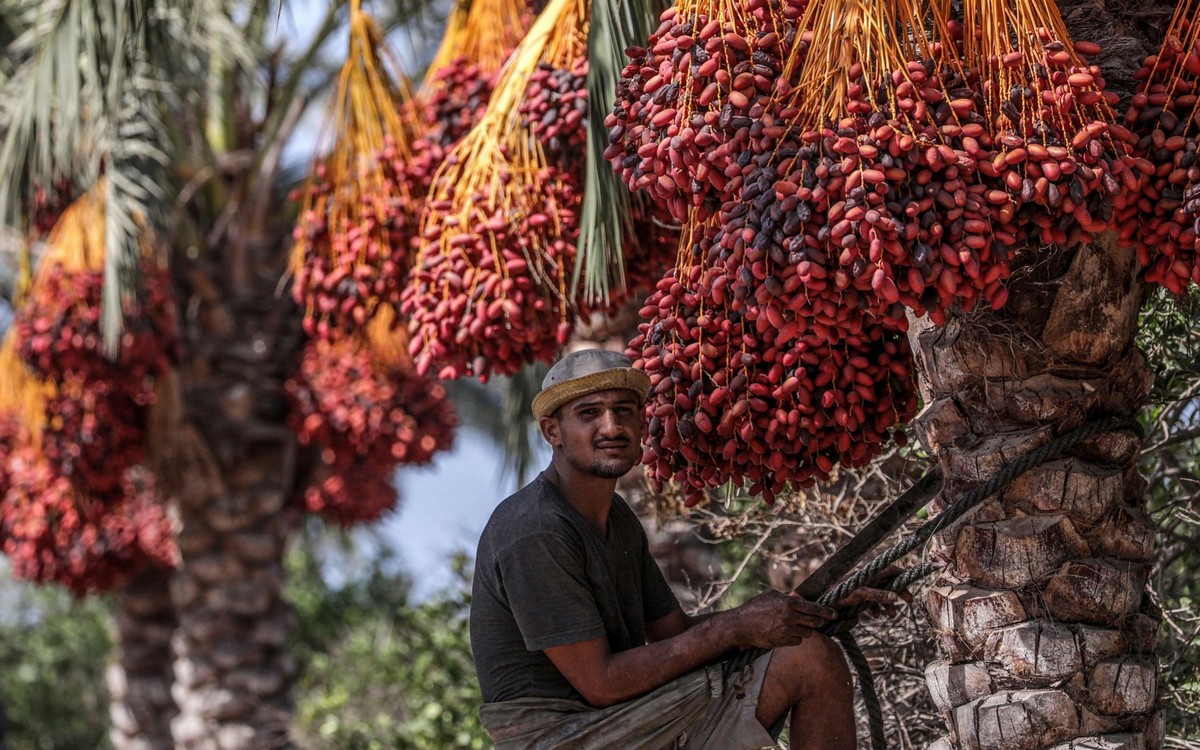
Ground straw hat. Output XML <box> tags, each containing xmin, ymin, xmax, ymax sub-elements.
<box><xmin>531</xmin><ymin>349</ymin><xmax>651</xmax><ymax>420</ymax></box>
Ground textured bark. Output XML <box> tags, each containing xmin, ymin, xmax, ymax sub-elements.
<box><xmin>108</xmin><ymin>569</ymin><xmax>178</xmax><ymax>750</ymax></box>
<box><xmin>911</xmin><ymin>230</ymin><xmax>1161</xmax><ymax>749</ymax></box>
<box><xmin>163</xmin><ymin>253</ymin><xmax>305</xmax><ymax>749</ymax></box>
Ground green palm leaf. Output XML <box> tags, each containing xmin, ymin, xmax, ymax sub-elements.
<box><xmin>0</xmin><ymin>0</ymin><xmax>173</xmax><ymax>354</ymax></box>
<box><xmin>575</xmin><ymin>0</ymin><xmax>663</xmax><ymax>307</ymax></box>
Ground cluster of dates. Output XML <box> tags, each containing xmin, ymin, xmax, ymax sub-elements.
<box><xmin>1119</xmin><ymin>21</ymin><xmax>1200</xmax><ymax>294</ymax></box>
<box><xmin>629</xmin><ymin>252</ymin><xmax>917</xmax><ymax>505</ymax></box>
<box><xmin>604</xmin><ymin>0</ymin><xmax>809</xmax><ymax>223</ymax></box>
<box><xmin>1</xmin><ymin>258</ymin><xmax>178</xmax><ymax>593</ymax></box>
<box><xmin>402</xmin><ymin>164</ymin><xmax>582</xmax><ymax>380</ymax></box>
<box><xmin>0</xmin><ymin>455</ymin><xmax>174</xmax><ymax>595</ymax></box>
<box><xmin>286</xmin><ymin>336</ymin><xmax>458</xmax><ymax>524</ymax></box>
<box><xmin>290</xmin><ymin>145</ymin><xmax>422</xmax><ymax>340</ymax></box>
<box><xmin>13</xmin><ymin>261</ymin><xmax>177</xmax><ymax>488</ymax></box>
<box><xmin>613</xmin><ymin>8</ymin><xmax>1149</xmax><ymax>501</ymax></box>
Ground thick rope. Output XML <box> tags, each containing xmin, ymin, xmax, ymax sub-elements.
<box><xmin>836</xmin><ymin>631</ymin><xmax>887</xmax><ymax>750</ymax></box>
<box><xmin>750</xmin><ymin>414</ymin><xmax>1144</xmax><ymax>749</ymax></box>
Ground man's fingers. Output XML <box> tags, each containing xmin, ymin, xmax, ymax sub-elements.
<box><xmin>788</xmin><ymin>598</ymin><xmax>838</xmax><ymax>620</ymax></box>
<box><xmin>841</xmin><ymin>587</ymin><xmax>901</xmax><ymax>607</ymax></box>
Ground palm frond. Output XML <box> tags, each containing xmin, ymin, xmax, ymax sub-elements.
<box><xmin>0</xmin><ymin>0</ymin><xmax>177</xmax><ymax>355</ymax></box>
<box><xmin>575</xmin><ymin>0</ymin><xmax>663</xmax><ymax>306</ymax></box>
<box><xmin>0</xmin><ymin>5</ymin><xmax>26</xmax><ymax>81</ymax></box>
<box><xmin>100</xmin><ymin>63</ymin><xmax>169</xmax><ymax>352</ymax></box>
<box><xmin>0</xmin><ymin>0</ymin><xmax>98</xmax><ymax>223</ymax></box>
<box><xmin>500</xmin><ymin>364</ymin><xmax>549</xmax><ymax>486</ymax></box>
<box><xmin>184</xmin><ymin>0</ymin><xmax>261</xmax><ymax>74</ymax></box>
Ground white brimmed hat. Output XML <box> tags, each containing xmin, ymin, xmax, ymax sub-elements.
<box><xmin>531</xmin><ymin>349</ymin><xmax>651</xmax><ymax>420</ymax></box>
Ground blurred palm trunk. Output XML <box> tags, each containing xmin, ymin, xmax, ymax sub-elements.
<box><xmin>161</xmin><ymin>227</ymin><xmax>305</xmax><ymax>749</ymax></box>
<box><xmin>109</xmin><ymin>569</ymin><xmax>177</xmax><ymax>750</ymax></box>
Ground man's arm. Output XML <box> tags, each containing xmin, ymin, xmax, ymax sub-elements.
<box><xmin>644</xmin><ymin>606</ymin><xmax>724</xmax><ymax>642</ymax></box>
<box><xmin>644</xmin><ymin>607</ymin><xmax>690</xmax><ymax>642</ymax></box>
<box><xmin>544</xmin><ymin>591</ymin><xmax>837</xmax><ymax>707</ymax></box>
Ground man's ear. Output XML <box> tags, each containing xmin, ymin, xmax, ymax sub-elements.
<box><xmin>539</xmin><ymin>415</ymin><xmax>562</xmax><ymax>447</ymax></box>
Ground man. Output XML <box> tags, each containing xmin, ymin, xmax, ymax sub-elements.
<box><xmin>471</xmin><ymin>349</ymin><xmax>897</xmax><ymax>749</ymax></box>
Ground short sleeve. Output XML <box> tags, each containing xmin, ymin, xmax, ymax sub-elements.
<box><xmin>494</xmin><ymin>531</ymin><xmax>609</xmax><ymax>652</ymax></box>
<box><xmin>640</xmin><ymin>533</ymin><xmax>681</xmax><ymax>624</ymax></box>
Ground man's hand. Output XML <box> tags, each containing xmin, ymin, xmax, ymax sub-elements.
<box><xmin>730</xmin><ymin>590</ymin><xmax>839</xmax><ymax>650</ymax></box>
<box><xmin>830</xmin><ymin>565</ymin><xmax>911</xmax><ymax>621</ymax></box>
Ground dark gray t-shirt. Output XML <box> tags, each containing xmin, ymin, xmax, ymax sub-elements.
<box><xmin>470</xmin><ymin>474</ymin><xmax>681</xmax><ymax>704</ymax></box>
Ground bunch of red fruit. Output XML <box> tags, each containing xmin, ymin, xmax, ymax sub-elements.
<box><xmin>286</xmin><ymin>336</ymin><xmax>458</xmax><ymax>524</ymax></box>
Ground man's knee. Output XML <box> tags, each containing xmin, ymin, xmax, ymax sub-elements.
<box><xmin>755</xmin><ymin>634</ymin><xmax>855</xmax><ymax>731</ymax></box>
<box><xmin>772</xmin><ymin>633</ymin><xmax>853</xmax><ymax>699</ymax></box>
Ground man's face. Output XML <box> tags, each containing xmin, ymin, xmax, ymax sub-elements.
<box><xmin>541</xmin><ymin>388</ymin><xmax>644</xmax><ymax>479</ymax></box>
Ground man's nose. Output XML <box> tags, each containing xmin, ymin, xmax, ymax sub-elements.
<box><xmin>598</xmin><ymin>409</ymin><xmax>623</xmax><ymax>435</ymax></box>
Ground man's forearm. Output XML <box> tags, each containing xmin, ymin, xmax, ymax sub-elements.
<box><xmin>586</xmin><ymin>610</ymin><xmax>744</xmax><ymax>707</ymax></box>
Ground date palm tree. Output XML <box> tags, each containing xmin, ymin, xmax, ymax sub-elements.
<box><xmin>575</xmin><ymin>0</ymin><xmax>1172</xmax><ymax>747</ymax></box>
<box><xmin>0</xmin><ymin>1</ymin><xmax>438</xmax><ymax>747</ymax></box>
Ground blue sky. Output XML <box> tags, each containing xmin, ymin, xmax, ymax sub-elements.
<box><xmin>388</xmin><ymin>431</ymin><xmax>551</xmax><ymax>599</ymax></box>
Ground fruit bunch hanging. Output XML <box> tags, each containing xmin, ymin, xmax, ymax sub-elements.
<box><xmin>603</xmin><ymin>0</ymin><xmax>809</xmax><ymax>223</ymax></box>
<box><xmin>300</xmin><ymin>459</ymin><xmax>403</xmax><ymax>527</ymax></box>
<box><xmin>416</xmin><ymin>0</ymin><xmax>534</xmax><ymax>149</ymax></box>
<box><xmin>15</xmin><ymin>259</ymin><xmax>176</xmax><ymax>399</ymax></box>
<box><xmin>940</xmin><ymin>0</ymin><xmax>1143</xmax><ymax>245</ymax></box>
<box><xmin>290</xmin><ymin>0</ymin><xmax>428</xmax><ymax>341</ymax></box>
<box><xmin>628</xmin><ymin>220</ymin><xmax>917</xmax><ymax>505</ymax></box>
<box><xmin>285</xmin><ymin>314</ymin><xmax>458</xmax><ymax>525</ymax></box>
<box><xmin>0</xmin><ymin>187</ymin><xmax>179</xmax><ymax>594</ymax></box>
<box><xmin>403</xmin><ymin>0</ymin><xmax>590</xmax><ymax>380</ymax></box>
<box><xmin>1</xmin><ymin>451</ymin><xmax>175</xmax><ymax>596</ymax></box>
<box><xmin>1120</xmin><ymin>2</ymin><xmax>1200</xmax><ymax>294</ymax></box>
<box><xmin>10</xmin><ymin>188</ymin><xmax>177</xmax><ymax>487</ymax></box>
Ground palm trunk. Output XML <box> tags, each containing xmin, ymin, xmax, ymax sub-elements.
<box><xmin>913</xmin><ymin>234</ymin><xmax>1163</xmax><ymax>749</ymax></box>
<box><xmin>166</xmin><ymin>263</ymin><xmax>304</xmax><ymax>749</ymax></box>
<box><xmin>108</xmin><ymin>568</ymin><xmax>177</xmax><ymax>750</ymax></box>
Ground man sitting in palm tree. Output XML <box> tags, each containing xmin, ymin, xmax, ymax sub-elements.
<box><xmin>470</xmin><ymin>349</ymin><xmax>898</xmax><ymax>749</ymax></box>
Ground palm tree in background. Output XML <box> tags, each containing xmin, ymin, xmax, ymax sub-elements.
<box><xmin>0</xmin><ymin>2</ymin><xmax>440</xmax><ymax>747</ymax></box>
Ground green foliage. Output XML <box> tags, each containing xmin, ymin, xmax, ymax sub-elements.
<box><xmin>1138</xmin><ymin>286</ymin><xmax>1200</xmax><ymax>740</ymax></box>
<box><xmin>1139</xmin><ymin>287</ymin><xmax>1200</xmax><ymax>405</ymax></box>
<box><xmin>288</xmin><ymin>533</ymin><xmax>488</xmax><ymax>750</ymax></box>
<box><xmin>0</xmin><ymin>577</ymin><xmax>113</xmax><ymax>750</ymax></box>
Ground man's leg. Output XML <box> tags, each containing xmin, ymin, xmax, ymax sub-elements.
<box><xmin>754</xmin><ymin>634</ymin><xmax>856</xmax><ymax>749</ymax></box>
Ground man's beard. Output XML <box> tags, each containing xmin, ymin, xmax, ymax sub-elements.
<box><xmin>566</xmin><ymin>448</ymin><xmax>637</xmax><ymax>479</ymax></box>
<box><xmin>585</xmin><ymin>458</ymin><xmax>634</xmax><ymax>479</ymax></box>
